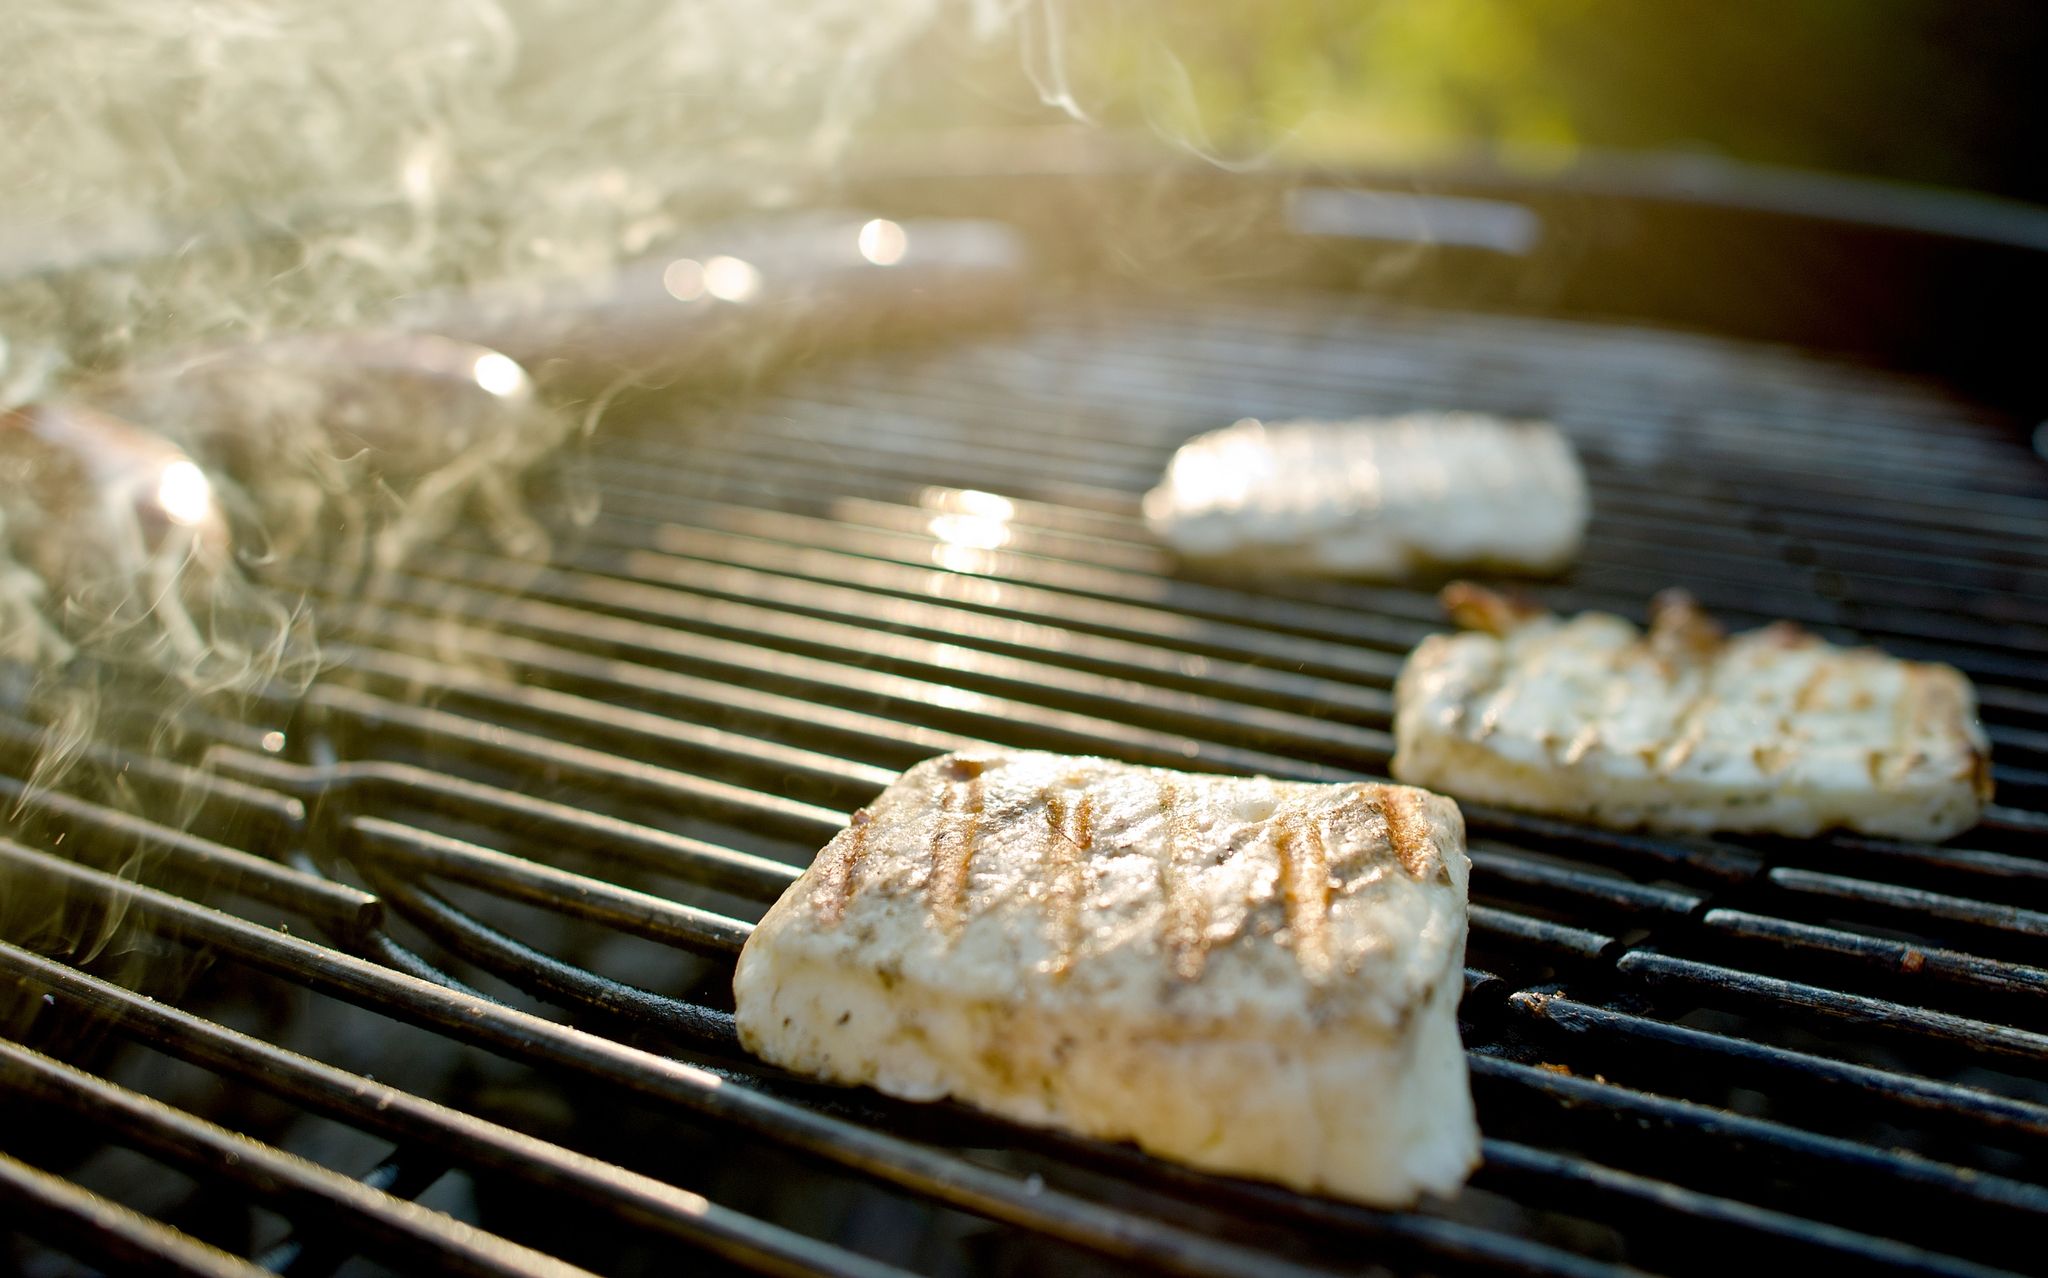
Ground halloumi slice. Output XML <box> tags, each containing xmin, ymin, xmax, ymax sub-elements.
<box><xmin>1393</xmin><ymin>586</ymin><xmax>1993</xmax><ymax>840</ymax></box>
<box><xmin>1143</xmin><ymin>413</ymin><xmax>1588</xmax><ymax>577</ymax></box>
<box><xmin>734</xmin><ymin>750</ymin><xmax>1478</xmax><ymax>1207</ymax></box>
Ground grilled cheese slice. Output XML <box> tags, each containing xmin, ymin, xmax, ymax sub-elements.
<box><xmin>734</xmin><ymin>750</ymin><xmax>1478</xmax><ymax>1207</ymax></box>
<box><xmin>1392</xmin><ymin>586</ymin><xmax>1993</xmax><ymax>840</ymax></box>
<box><xmin>1143</xmin><ymin>413</ymin><xmax>1588</xmax><ymax>577</ymax></box>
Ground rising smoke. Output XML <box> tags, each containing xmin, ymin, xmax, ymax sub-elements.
<box><xmin>0</xmin><ymin>0</ymin><xmax>1054</xmax><ymax>997</ymax></box>
<box><xmin>0</xmin><ymin>0</ymin><xmax>1036</xmax><ymax>393</ymax></box>
<box><xmin>0</xmin><ymin>0</ymin><xmax>1037</xmax><ymax>711</ymax></box>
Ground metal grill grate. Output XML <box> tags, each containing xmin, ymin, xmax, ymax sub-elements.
<box><xmin>6</xmin><ymin>287</ymin><xmax>2048</xmax><ymax>1278</ymax></box>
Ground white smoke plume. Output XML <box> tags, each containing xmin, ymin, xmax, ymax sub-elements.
<box><xmin>0</xmin><ymin>0</ymin><xmax>1034</xmax><ymax>397</ymax></box>
<box><xmin>0</xmin><ymin>0</ymin><xmax>1037</xmax><ymax>792</ymax></box>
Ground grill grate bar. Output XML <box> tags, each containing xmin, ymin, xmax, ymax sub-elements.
<box><xmin>789</xmin><ymin>352</ymin><xmax>2048</xmax><ymax>556</ymax></box>
<box><xmin>48</xmin><ymin>729</ymin><xmax>2048</xmax><ymax>1269</ymax></box>
<box><xmin>618</xmin><ymin>415</ymin><xmax>2048</xmax><ymax>604</ymax></box>
<box><xmin>11</xmin><ymin>289</ymin><xmax>2048</xmax><ymax>1278</ymax></box>
<box><xmin>1469</xmin><ymin>1054</ymin><xmax>2048</xmax><ymax>1267</ymax></box>
<box><xmin>1765</xmin><ymin>868</ymin><xmax>2048</xmax><ymax>946</ymax></box>
<box><xmin>1700</xmin><ymin>909</ymin><xmax>2048</xmax><ymax>1009</ymax></box>
<box><xmin>349</xmin><ymin>556</ymin><xmax>1360</xmax><ymax>780</ymax></box>
<box><xmin>1505</xmin><ymin>990</ymin><xmax>2048</xmax><ymax>1144</ymax></box>
<box><xmin>1467</xmin><ymin>847</ymin><xmax>1706</xmax><ymax>919</ymax></box>
<box><xmin>733</xmin><ymin>381</ymin><xmax>2041</xmax><ymax>552</ymax></box>
<box><xmin>588</xmin><ymin>508</ymin><xmax>1406</xmax><ymax>712</ymax></box>
<box><xmin>584</xmin><ymin>433</ymin><xmax>2048</xmax><ymax>678</ymax></box>
<box><xmin>335</xmin><ymin>645</ymin><xmax>899</xmax><ymax>798</ymax></box>
<box><xmin>946</xmin><ymin>308</ymin><xmax>2033</xmax><ymax>483</ymax></box>
<box><xmin>278</xmin><ymin>759</ymin><xmax>1619</xmax><ymax>1023</ymax></box>
<box><xmin>290</xmin><ymin>563</ymin><xmax>1781</xmax><ymax>892</ymax></box>
<box><xmin>305</xmin><ymin>684</ymin><xmax>851</xmax><ymax>844</ymax></box>
<box><xmin>0</xmin><ymin>842</ymin><xmax>1389</xmax><ymax>1278</ymax></box>
<box><xmin>0</xmin><ymin>1038</ymin><xmax>597</xmax><ymax>1278</ymax></box>
<box><xmin>251</xmin><ymin>1152</ymin><xmax>454</xmax><ymax>1278</ymax></box>
<box><xmin>204</xmin><ymin>750</ymin><xmax>800</xmax><ymax>900</ymax></box>
<box><xmin>810</xmin><ymin>390</ymin><xmax>2047</xmax><ymax>576</ymax></box>
<box><xmin>536</xmin><ymin>446</ymin><xmax>2048</xmax><ymax>770</ymax></box>
<box><xmin>1615</xmin><ymin>951</ymin><xmax>2048</xmax><ymax>1062</ymax></box>
<box><xmin>1474</xmin><ymin>1139</ymin><xmax>2015</xmax><ymax>1278</ymax></box>
<box><xmin>610</xmin><ymin>500</ymin><xmax>1431</xmax><ymax>667</ymax></box>
<box><xmin>698</xmin><ymin>385</ymin><xmax>2048</xmax><ymax>578</ymax></box>
<box><xmin>593</xmin><ymin>532</ymin><xmax>1417</xmax><ymax>709</ymax></box>
<box><xmin>349</xmin><ymin>817</ymin><xmax>752</xmax><ymax>956</ymax></box>
<box><xmin>12</xmin><ymin>770</ymin><xmax>1998</xmax><ymax>1278</ymax></box>
<box><xmin>579</xmin><ymin>439</ymin><xmax>2048</xmax><ymax>685</ymax></box>
<box><xmin>0</xmin><ymin>943</ymin><xmax>918</xmax><ymax>1278</ymax></box>
<box><xmin>885</xmin><ymin>298</ymin><xmax>2003</xmax><ymax>425</ymax></box>
<box><xmin>1466</xmin><ymin>906</ymin><xmax>1616</xmax><ymax>963</ymax></box>
<box><xmin>731</xmin><ymin>346</ymin><xmax>2048</xmax><ymax>557</ymax></box>
<box><xmin>341</xmin><ymin>610</ymin><xmax>982</xmax><ymax>766</ymax></box>
<box><xmin>307</xmin><ymin>550</ymin><xmax>1803</xmax><ymax>891</ymax></box>
<box><xmin>0</xmin><ymin>1148</ymin><xmax>274</xmax><ymax>1278</ymax></box>
<box><xmin>323</xmin><ymin>563</ymin><xmax>1796</xmax><ymax>892</ymax></box>
<box><xmin>242</xmin><ymin>638</ymin><xmax>1757</xmax><ymax>968</ymax></box>
<box><xmin>0</xmin><ymin>712</ymin><xmax>306</xmax><ymax>838</ymax></box>
<box><xmin>0</xmin><ymin>774</ymin><xmax>376</xmax><ymax>937</ymax></box>
<box><xmin>362</xmin><ymin>867</ymin><xmax>744</xmax><ymax>1049</ymax></box>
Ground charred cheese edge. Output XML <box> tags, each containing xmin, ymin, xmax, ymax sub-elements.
<box><xmin>734</xmin><ymin>750</ymin><xmax>1478</xmax><ymax>1207</ymax></box>
<box><xmin>1392</xmin><ymin>585</ymin><xmax>1993</xmax><ymax>840</ymax></box>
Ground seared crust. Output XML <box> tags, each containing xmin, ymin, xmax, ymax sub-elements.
<box><xmin>1393</xmin><ymin>588</ymin><xmax>1993</xmax><ymax>840</ymax></box>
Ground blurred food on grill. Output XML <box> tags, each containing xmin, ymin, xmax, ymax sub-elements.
<box><xmin>400</xmin><ymin>211</ymin><xmax>1033</xmax><ymax>392</ymax></box>
<box><xmin>83</xmin><ymin>332</ymin><xmax>570</xmax><ymax>573</ymax></box>
<box><xmin>1392</xmin><ymin>584</ymin><xmax>1994</xmax><ymax>840</ymax></box>
<box><xmin>735</xmin><ymin>749</ymin><xmax>1479</xmax><ymax>1208</ymax></box>
<box><xmin>0</xmin><ymin>401</ymin><xmax>229</xmax><ymax>667</ymax></box>
<box><xmin>1142</xmin><ymin>413</ymin><xmax>1588</xmax><ymax>578</ymax></box>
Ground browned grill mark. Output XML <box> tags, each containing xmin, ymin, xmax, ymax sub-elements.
<box><xmin>1421</xmin><ymin>602</ymin><xmax>1517</xmax><ymax>745</ymax></box>
<box><xmin>927</xmin><ymin>772</ymin><xmax>984</xmax><ymax>938</ymax></box>
<box><xmin>1155</xmin><ymin>779</ymin><xmax>1212</xmax><ymax>981</ymax></box>
<box><xmin>1272</xmin><ymin>814</ymin><xmax>1332</xmax><ymax>982</ymax></box>
<box><xmin>1881</xmin><ymin>666</ymin><xmax>1930</xmax><ymax>786</ymax></box>
<box><xmin>1660</xmin><ymin>727</ymin><xmax>1704</xmax><ymax>773</ymax></box>
<box><xmin>1041</xmin><ymin>789</ymin><xmax>1093</xmax><ymax>978</ymax></box>
<box><xmin>1793</xmin><ymin>663</ymin><xmax>1833</xmax><ymax>713</ymax></box>
<box><xmin>1646</xmin><ymin>590</ymin><xmax>1723</xmax><ymax>671</ymax></box>
<box><xmin>1970</xmin><ymin>748</ymin><xmax>1996</xmax><ymax>802</ymax></box>
<box><xmin>814</xmin><ymin>809</ymin><xmax>872</xmax><ymax>925</ymax></box>
<box><xmin>1442</xmin><ymin>581</ymin><xmax>1543</xmax><ymax>636</ymax></box>
<box><xmin>1655</xmin><ymin>687</ymin><xmax>1719</xmax><ymax>775</ymax></box>
<box><xmin>1374</xmin><ymin>785</ymin><xmax>1437</xmax><ymax>880</ymax></box>
<box><xmin>1758</xmin><ymin>621</ymin><xmax>1815</xmax><ymax>650</ymax></box>
<box><xmin>1471</xmin><ymin>682</ymin><xmax>1519</xmax><ymax>741</ymax></box>
<box><xmin>1451</xmin><ymin>641</ymin><xmax>1518</xmax><ymax>743</ymax></box>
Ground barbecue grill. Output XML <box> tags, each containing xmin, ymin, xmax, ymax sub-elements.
<box><xmin>5</xmin><ymin>152</ymin><xmax>2048</xmax><ymax>1278</ymax></box>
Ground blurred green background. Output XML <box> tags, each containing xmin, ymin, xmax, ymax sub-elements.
<box><xmin>910</xmin><ymin>0</ymin><xmax>2047</xmax><ymax>203</ymax></box>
